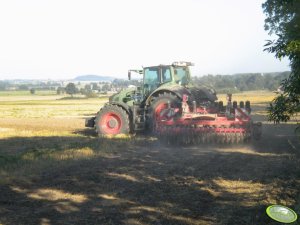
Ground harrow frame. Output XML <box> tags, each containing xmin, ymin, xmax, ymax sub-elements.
<box><xmin>154</xmin><ymin>94</ymin><xmax>262</xmax><ymax>144</ymax></box>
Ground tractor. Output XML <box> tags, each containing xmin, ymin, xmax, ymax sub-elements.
<box><xmin>85</xmin><ymin>62</ymin><xmax>262</xmax><ymax>143</ymax></box>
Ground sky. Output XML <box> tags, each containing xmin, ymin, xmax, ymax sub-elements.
<box><xmin>0</xmin><ymin>0</ymin><xmax>290</xmax><ymax>80</ymax></box>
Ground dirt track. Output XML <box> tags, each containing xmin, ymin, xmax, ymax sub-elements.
<box><xmin>0</xmin><ymin>117</ymin><xmax>299</xmax><ymax>225</ymax></box>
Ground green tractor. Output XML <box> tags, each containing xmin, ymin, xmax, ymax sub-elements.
<box><xmin>86</xmin><ymin>62</ymin><xmax>261</xmax><ymax>143</ymax></box>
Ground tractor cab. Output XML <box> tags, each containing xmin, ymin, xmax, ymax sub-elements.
<box><xmin>128</xmin><ymin>62</ymin><xmax>193</xmax><ymax>98</ymax></box>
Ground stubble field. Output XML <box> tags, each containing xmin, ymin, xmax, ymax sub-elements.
<box><xmin>0</xmin><ymin>90</ymin><xmax>299</xmax><ymax>225</ymax></box>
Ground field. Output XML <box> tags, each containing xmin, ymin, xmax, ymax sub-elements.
<box><xmin>0</xmin><ymin>90</ymin><xmax>299</xmax><ymax>225</ymax></box>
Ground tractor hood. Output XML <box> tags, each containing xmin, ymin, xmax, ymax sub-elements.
<box><xmin>109</xmin><ymin>87</ymin><xmax>136</xmax><ymax>104</ymax></box>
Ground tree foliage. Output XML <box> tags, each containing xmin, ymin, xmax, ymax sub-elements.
<box><xmin>65</xmin><ymin>83</ymin><xmax>78</xmax><ymax>97</ymax></box>
<box><xmin>192</xmin><ymin>72</ymin><xmax>289</xmax><ymax>93</ymax></box>
<box><xmin>18</xmin><ymin>84</ymin><xmax>29</xmax><ymax>90</ymax></box>
<box><xmin>56</xmin><ymin>87</ymin><xmax>65</xmax><ymax>95</ymax></box>
<box><xmin>262</xmin><ymin>0</ymin><xmax>300</xmax><ymax>123</ymax></box>
<box><xmin>30</xmin><ymin>88</ymin><xmax>35</xmax><ymax>94</ymax></box>
<box><xmin>0</xmin><ymin>81</ymin><xmax>9</xmax><ymax>91</ymax></box>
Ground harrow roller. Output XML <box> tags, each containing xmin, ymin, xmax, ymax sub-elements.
<box><xmin>155</xmin><ymin>125</ymin><xmax>251</xmax><ymax>144</ymax></box>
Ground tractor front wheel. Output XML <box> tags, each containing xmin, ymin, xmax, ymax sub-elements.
<box><xmin>95</xmin><ymin>105</ymin><xmax>130</xmax><ymax>135</ymax></box>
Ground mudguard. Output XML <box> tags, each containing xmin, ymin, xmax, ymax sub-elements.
<box><xmin>106</xmin><ymin>101</ymin><xmax>132</xmax><ymax>115</ymax></box>
<box><xmin>145</xmin><ymin>85</ymin><xmax>217</xmax><ymax>105</ymax></box>
<box><xmin>145</xmin><ymin>85</ymin><xmax>191</xmax><ymax>105</ymax></box>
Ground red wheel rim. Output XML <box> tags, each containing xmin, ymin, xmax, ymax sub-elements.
<box><xmin>154</xmin><ymin>102</ymin><xmax>169</xmax><ymax>122</ymax></box>
<box><xmin>99</xmin><ymin>112</ymin><xmax>122</xmax><ymax>134</ymax></box>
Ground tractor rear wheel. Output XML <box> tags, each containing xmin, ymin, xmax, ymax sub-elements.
<box><xmin>95</xmin><ymin>105</ymin><xmax>130</xmax><ymax>135</ymax></box>
<box><xmin>148</xmin><ymin>92</ymin><xmax>180</xmax><ymax>133</ymax></box>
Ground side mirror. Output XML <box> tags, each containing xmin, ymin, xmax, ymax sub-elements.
<box><xmin>128</xmin><ymin>71</ymin><xmax>131</xmax><ymax>80</ymax></box>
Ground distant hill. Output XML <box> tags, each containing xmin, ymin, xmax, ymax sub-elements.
<box><xmin>73</xmin><ymin>75</ymin><xmax>115</xmax><ymax>82</ymax></box>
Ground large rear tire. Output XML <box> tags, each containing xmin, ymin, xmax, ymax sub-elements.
<box><xmin>95</xmin><ymin>105</ymin><xmax>130</xmax><ymax>135</ymax></box>
<box><xmin>148</xmin><ymin>92</ymin><xmax>180</xmax><ymax>133</ymax></box>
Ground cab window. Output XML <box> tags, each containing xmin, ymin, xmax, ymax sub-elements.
<box><xmin>174</xmin><ymin>67</ymin><xmax>189</xmax><ymax>85</ymax></box>
<box><xmin>144</xmin><ymin>68</ymin><xmax>159</xmax><ymax>94</ymax></box>
<box><xmin>162</xmin><ymin>67</ymin><xmax>171</xmax><ymax>82</ymax></box>
<box><xmin>144</xmin><ymin>68</ymin><xmax>159</xmax><ymax>85</ymax></box>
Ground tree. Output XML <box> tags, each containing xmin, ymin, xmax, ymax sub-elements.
<box><xmin>65</xmin><ymin>83</ymin><xmax>78</xmax><ymax>97</ymax></box>
<box><xmin>84</xmin><ymin>84</ymin><xmax>92</xmax><ymax>91</ymax></box>
<box><xmin>30</xmin><ymin>88</ymin><xmax>35</xmax><ymax>94</ymax></box>
<box><xmin>91</xmin><ymin>83</ymin><xmax>99</xmax><ymax>91</ymax></box>
<box><xmin>102</xmin><ymin>84</ymin><xmax>110</xmax><ymax>92</ymax></box>
<box><xmin>18</xmin><ymin>84</ymin><xmax>29</xmax><ymax>90</ymax></box>
<box><xmin>263</xmin><ymin>0</ymin><xmax>300</xmax><ymax>123</ymax></box>
<box><xmin>0</xmin><ymin>81</ymin><xmax>8</xmax><ymax>91</ymax></box>
<box><xmin>56</xmin><ymin>87</ymin><xmax>65</xmax><ymax>95</ymax></box>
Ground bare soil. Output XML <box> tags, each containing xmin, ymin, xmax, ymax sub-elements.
<box><xmin>0</xmin><ymin>108</ymin><xmax>299</xmax><ymax>224</ymax></box>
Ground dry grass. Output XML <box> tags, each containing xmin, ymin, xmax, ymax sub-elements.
<box><xmin>11</xmin><ymin>186</ymin><xmax>88</xmax><ymax>203</ymax></box>
<box><xmin>219</xmin><ymin>90</ymin><xmax>300</xmax><ymax>123</ymax></box>
<box><xmin>0</xmin><ymin>97</ymin><xmax>107</xmax><ymax>118</ymax></box>
<box><xmin>218</xmin><ymin>90</ymin><xmax>276</xmax><ymax>104</ymax></box>
<box><xmin>0</xmin><ymin>90</ymin><xmax>299</xmax><ymax>225</ymax></box>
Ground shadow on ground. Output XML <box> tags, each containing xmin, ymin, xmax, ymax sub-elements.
<box><xmin>0</xmin><ymin>123</ymin><xmax>299</xmax><ymax>225</ymax></box>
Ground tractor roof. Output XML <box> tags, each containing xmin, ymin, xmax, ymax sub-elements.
<box><xmin>146</xmin><ymin>62</ymin><xmax>194</xmax><ymax>68</ymax></box>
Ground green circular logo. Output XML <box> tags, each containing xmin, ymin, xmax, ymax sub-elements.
<box><xmin>266</xmin><ymin>205</ymin><xmax>298</xmax><ymax>223</ymax></box>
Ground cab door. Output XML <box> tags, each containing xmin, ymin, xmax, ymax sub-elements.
<box><xmin>143</xmin><ymin>67</ymin><xmax>160</xmax><ymax>96</ymax></box>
